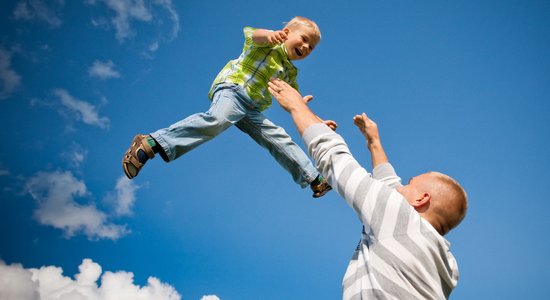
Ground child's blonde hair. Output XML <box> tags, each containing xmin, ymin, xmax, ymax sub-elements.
<box><xmin>285</xmin><ymin>16</ymin><xmax>321</xmax><ymax>42</ymax></box>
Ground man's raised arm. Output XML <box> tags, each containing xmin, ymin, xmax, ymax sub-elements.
<box><xmin>267</xmin><ymin>79</ymin><xmax>323</xmax><ymax>135</ymax></box>
<box><xmin>353</xmin><ymin>113</ymin><xmax>388</xmax><ymax>168</ymax></box>
<box><xmin>269</xmin><ymin>78</ymin><xmax>384</xmax><ymax>232</ymax></box>
<box><xmin>353</xmin><ymin>113</ymin><xmax>401</xmax><ymax>187</ymax></box>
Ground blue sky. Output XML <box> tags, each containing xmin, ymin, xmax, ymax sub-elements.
<box><xmin>0</xmin><ymin>0</ymin><xmax>549</xmax><ymax>299</ymax></box>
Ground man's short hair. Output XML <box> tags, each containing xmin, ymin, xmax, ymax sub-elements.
<box><xmin>430</xmin><ymin>172</ymin><xmax>468</xmax><ymax>233</ymax></box>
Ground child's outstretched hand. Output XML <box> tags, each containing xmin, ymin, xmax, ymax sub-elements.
<box><xmin>266</xmin><ymin>30</ymin><xmax>288</xmax><ymax>44</ymax></box>
<box><xmin>253</xmin><ymin>29</ymin><xmax>288</xmax><ymax>45</ymax></box>
<box><xmin>353</xmin><ymin>113</ymin><xmax>379</xmax><ymax>143</ymax></box>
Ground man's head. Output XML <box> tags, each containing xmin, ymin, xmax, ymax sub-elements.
<box><xmin>397</xmin><ymin>172</ymin><xmax>468</xmax><ymax>235</ymax></box>
<box><xmin>282</xmin><ymin>16</ymin><xmax>321</xmax><ymax>61</ymax></box>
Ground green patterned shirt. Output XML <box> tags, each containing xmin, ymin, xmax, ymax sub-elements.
<box><xmin>208</xmin><ymin>27</ymin><xmax>299</xmax><ymax>111</ymax></box>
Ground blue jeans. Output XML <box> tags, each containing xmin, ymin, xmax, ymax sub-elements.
<box><xmin>151</xmin><ymin>83</ymin><xmax>319</xmax><ymax>188</ymax></box>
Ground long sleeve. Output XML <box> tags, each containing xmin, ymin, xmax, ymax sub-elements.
<box><xmin>302</xmin><ymin>124</ymin><xmax>459</xmax><ymax>299</ymax></box>
<box><xmin>372</xmin><ymin>162</ymin><xmax>402</xmax><ymax>188</ymax></box>
<box><xmin>302</xmin><ymin>124</ymin><xmax>404</xmax><ymax>237</ymax></box>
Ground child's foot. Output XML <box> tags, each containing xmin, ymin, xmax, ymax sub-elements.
<box><xmin>122</xmin><ymin>134</ymin><xmax>155</xmax><ymax>179</ymax></box>
<box><xmin>310</xmin><ymin>175</ymin><xmax>332</xmax><ymax>198</ymax></box>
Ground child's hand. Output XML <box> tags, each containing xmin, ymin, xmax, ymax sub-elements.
<box><xmin>253</xmin><ymin>29</ymin><xmax>288</xmax><ymax>45</ymax></box>
<box><xmin>324</xmin><ymin>120</ymin><xmax>338</xmax><ymax>131</ymax></box>
<box><xmin>353</xmin><ymin>113</ymin><xmax>379</xmax><ymax>143</ymax></box>
<box><xmin>266</xmin><ymin>30</ymin><xmax>288</xmax><ymax>44</ymax></box>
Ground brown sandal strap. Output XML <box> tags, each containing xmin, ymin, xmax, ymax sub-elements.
<box><xmin>122</xmin><ymin>134</ymin><xmax>155</xmax><ymax>179</ymax></box>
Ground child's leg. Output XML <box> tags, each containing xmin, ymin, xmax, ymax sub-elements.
<box><xmin>235</xmin><ymin>111</ymin><xmax>319</xmax><ymax>188</ymax></box>
<box><xmin>150</xmin><ymin>87</ymin><xmax>249</xmax><ymax>161</ymax></box>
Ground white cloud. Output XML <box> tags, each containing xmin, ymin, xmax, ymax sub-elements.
<box><xmin>148</xmin><ymin>42</ymin><xmax>159</xmax><ymax>53</ymax></box>
<box><xmin>104</xmin><ymin>175</ymin><xmax>139</xmax><ymax>216</ymax></box>
<box><xmin>70</xmin><ymin>149</ymin><xmax>86</xmax><ymax>166</ymax></box>
<box><xmin>13</xmin><ymin>0</ymin><xmax>63</xmax><ymax>28</ymax></box>
<box><xmin>0</xmin><ymin>261</ymin><xmax>39</xmax><ymax>300</ymax></box>
<box><xmin>0</xmin><ymin>259</ymin><xmax>184</xmax><ymax>300</ymax></box>
<box><xmin>201</xmin><ymin>296</ymin><xmax>221</xmax><ymax>300</ymax></box>
<box><xmin>25</xmin><ymin>170</ymin><xmax>128</xmax><ymax>240</ymax></box>
<box><xmin>88</xmin><ymin>0</ymin><xmax>179</xmax><ymax>44</ymax></box>
<box><xmin>0</xmin><ymin>163</ymin><xmax>9</xmax><ymax>176</ymax></box>
<box><xmin>93</xmin><ymin>0</ymin><xmax>152</xmax><ymax>42</ymax></box>
<box><xmin>88</xmin><ymin>60</ymin><xmax>121</xmax><ymax>80</ymax></box>
<box><xmin>0</xmin><ymin>48</ymin><xmax>22</xmax><ymax>100</ymax></box>
<box><xmin>61</xmin><ymin>143</ymin><xmax>88</xmax><ymax>168</ymax></box>
<box><xmin>153</xmin><ymin>0</ymin><xmax>180</xmax><ymax>42</ymax></box>
<box><xmin>54</xmin><ymin>88</ymin><xmax>110</xmax><ymax>129</ymax></box>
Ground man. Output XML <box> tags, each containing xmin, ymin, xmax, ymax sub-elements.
<box><xmin>268</xmin><ymin>78</ymin><xmax>467</xmax><ymax>299</ymax></box>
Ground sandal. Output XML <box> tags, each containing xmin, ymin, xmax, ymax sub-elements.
<box><xmin>311</xmin><ymin>178</ymin><xmax>332</xmax><ymax>198</ymax></box>
<box><xmin>122</xmin><ymin>134</ymin><xmax>155</xmax><ymax>179</ymax></box>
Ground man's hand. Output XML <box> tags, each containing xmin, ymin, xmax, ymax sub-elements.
<box><xmin>353</xmin><ymin>113</ymin><xmax>388</xmax><ymax>167</ymax></box>
<box><xmin>268</xmin><ymin>78</ymin><xmax>322</xmax><ymax>135</ymax></box>
<box><xmin>268</xmin><ymin>78</ymin><xmax>307</xmax><ymax>113</ymax></box>
<box><xmin>353</xmin><ymin>113</ymin><xmax>380</xmax><ymax>144</ymax></box>
<box><xmin>302</xmin><ymin>95</ymin><xmax>338</xmax><ymax>131</ymax></box>
<box><xmin>253</xmin><ymin>29</ymin><xmax>287</xmax><ymax>45</ymax></box>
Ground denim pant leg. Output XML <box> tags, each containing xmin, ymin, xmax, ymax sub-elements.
<box><xmin>235</xmin><ymin>111</ymin><xmax>319</xmax><ymax>188</ymax></box>
<box><xmin>151</xmin><ymin>87</ymin><xmax>248</xmax><ymax>161</ymax></box>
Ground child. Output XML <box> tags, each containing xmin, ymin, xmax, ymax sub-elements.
<box><xmin>122</xmin><ymin>16</ymin><xmax>333</xmax><ymax>197</ymax></box>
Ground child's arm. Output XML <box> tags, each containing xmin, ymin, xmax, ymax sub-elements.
<box><xmin>252</xmin><ymin>29</ymin><xmax>287</xmax><ymax>45</ymax></box>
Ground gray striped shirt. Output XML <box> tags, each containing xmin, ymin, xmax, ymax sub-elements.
<box><xmin>302</xmin><ymin>124</ymin><xmax>459</xmax><ymax>300</ymax></box>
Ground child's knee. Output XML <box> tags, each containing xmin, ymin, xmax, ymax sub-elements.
<box><xmin>201</xmin><ymin>113</ymin><xmax>232</xmax><ymax>136</ymax></box>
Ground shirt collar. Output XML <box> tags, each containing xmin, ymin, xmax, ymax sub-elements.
<box><xmin>279</xmin><ymin>43</ymin><xmax>297</xmax><ymax>70</ymax></box>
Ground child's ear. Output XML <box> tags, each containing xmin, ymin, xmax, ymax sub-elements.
<box><xmin>283</xmin><ymin>27</ymin><xmax>290</xmax><ymax>34</ymax></box>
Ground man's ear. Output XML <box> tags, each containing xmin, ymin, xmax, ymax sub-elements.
<box><xmin>413</xmin><ymin>192</ymin><xmax>431</xmax><ymax>209</ymax></box>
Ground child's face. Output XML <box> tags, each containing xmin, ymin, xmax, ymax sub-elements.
<box><xmin>283</xmin><ymin>26</ymin><xmax>319</xmax><ymax>61</ymax></box>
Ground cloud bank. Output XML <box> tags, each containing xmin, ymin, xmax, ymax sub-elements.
<box><xmin>25</xmin><ymin>170</ymin><xmax>128</xmax><ymax>240</ymax></box>
<box><xmin>0</xmin><ymin>258</ymin><xmax>182</xmax><ymax>300</ymax></box>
